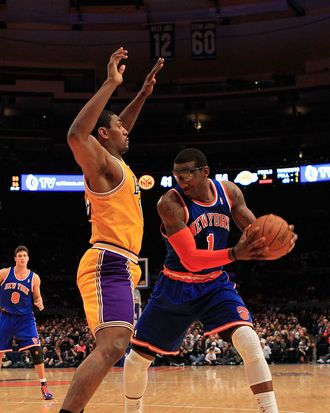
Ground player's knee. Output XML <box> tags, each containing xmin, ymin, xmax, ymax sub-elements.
<box><xmin>232</xmin><ymin>326</ymin><xmax>263</xmax><ymax>363</ymax></box>
<box><xmin>98</xmin><ymin>339</ymin><xmax>127</xmax><ymax>364</ymax></box>
<box><xmin>30</xmin><ymin>346</ymin><xmax>44</xmax><ymax>365</ymax></box>
<box><xmin>101</xmin><ymin>345</ymin><xmax>125</xmax><ymax>364</ymax></box>
<box><xmin>124</xmin><ymin>350</ymin><xmax>153</xmax><ymax>384</ymax></box>
<box><xmin>232</xmin><ymin>326</ymin><xmax>272</xmax><ymax>386</ymax></box>
<box><xmin>125</xmin><ymin>349</ymin><xmax>153</xmax><ymax>370</ymax></box>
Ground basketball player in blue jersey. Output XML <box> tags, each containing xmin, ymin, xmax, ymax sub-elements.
<box><xmin>124</xmin><ymin>148</ymin><xmax>298</xmax><ymax>413</ymax></box>
<box><xmin>0</xmin><ymin>245</ymin><xmax>53</xmax><ymax>400</ymax></box>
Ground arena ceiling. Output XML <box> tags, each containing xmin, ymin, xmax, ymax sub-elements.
<box><xmin>0</xmin><ymin>0</ymin><xmax>329</xmax><ymax>171</ymax></box>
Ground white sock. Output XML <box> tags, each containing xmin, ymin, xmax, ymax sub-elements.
<box><xmin>40</xmin><ymin>378</ymin><xmax>47</xmax><ymax>385</ymax></box>
<box><xmin>125</xmin><ymin>398</ymin><xmax>143</xmax><ymax>413</ymax></box>
<box><xmin>124</xmin><ymin>350</ymin><xmax>153</xmax><ymax>413</ymax></box>
<box><xmin>255</xmin><ymin>391</ymin><xmax>278</xmax><ymax>413</ymax></box>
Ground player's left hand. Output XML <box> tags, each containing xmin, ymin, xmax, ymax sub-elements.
<box><xmin>140</xmin><ymin>57</ymin><xmax>164</xmax><ymax>97</ymax></box>
<box><xmin>34</xmin><ymin>298</ymin><xmax>44</xmax><ymax>311</ymax></box>
<box><xmin>233</xmin><ymin>225</ymin><xmax>269</xmax><ymax>260</ymax></box>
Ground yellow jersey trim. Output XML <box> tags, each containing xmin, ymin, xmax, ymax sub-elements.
<box><xmin>94</xmin><ymin>321</ymin><xmax>134</xmax><ymax>335</ymax></box>
<box><xmin>92</xmin><ymin>242</ymin><xmax>139</xmax><ymax>264</ymax></box>
<box><xmin>84</xmin><ymin>156</ymin><xmax>126</xmax><ymax>197</ymax></box>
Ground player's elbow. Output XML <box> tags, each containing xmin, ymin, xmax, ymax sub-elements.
<box><xmin>67</xmin><ymin>119</ymin><xmax>88</xmax><ymax>143</ymax></box>
<box><xmin>67</xmin><ymin>128</ymin><xmax>79</xmax><ymax>145</ymax></box>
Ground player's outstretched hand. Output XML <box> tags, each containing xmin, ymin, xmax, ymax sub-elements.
<box><xmin>233</xmin><ymin>225</ymin><xmax>269</xmax><ymax>260</ymax></box>
<box><xmin>140</xmin><ymin>57</ymin><xmax>165</xmax><ymax>97</ymax></box>
<box><xmin>106</xmin><ymin>46</ymin><xmax>129</xmax><ymax>86</ymax></box>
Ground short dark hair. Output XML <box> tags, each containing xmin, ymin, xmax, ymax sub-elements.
<box><xmin>174</xmin><ymin>148</ymin><xmax>208</xmax><ymax>167</ymax></box>
<box><xmin>92</xmin><ymin>110</ymin><xmax>116</xmax><ymax>137</ymax></box>
<box><xmin>14</xmin><ymin>245</ymin><xmax>29</xmax><ymax>256</ymax></box>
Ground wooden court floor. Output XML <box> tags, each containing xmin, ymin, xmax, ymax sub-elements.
<box><xmin>0</xmin><ymin>364</ymin><xmax>329</xmax><ymax>413</ymax></box>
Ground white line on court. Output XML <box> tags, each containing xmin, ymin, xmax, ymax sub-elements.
<box><xmin>0</xmin><ymin>400</ymin><xmax>310</xmax><ymax>413</ymax></box>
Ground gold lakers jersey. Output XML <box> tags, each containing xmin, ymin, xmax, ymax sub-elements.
<box><xmin>84</xmin><ymin>157</ymin><xmax>143</xmax><ymax>257</ymax></box>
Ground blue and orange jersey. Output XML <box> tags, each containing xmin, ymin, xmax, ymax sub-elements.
<box><xmin>0</xmin><ymin>267</ymin><xmax>34</xmax><ymax>315</ymax></box>
<box><xmin>162</xmin><ymin>179</ymin><xmax>232</xmax><ymax>278</ymax></box>
<box><xmin>85</xmin><ymin>157</ymin><xmax>143</xmax><ymax>260</ymax></box>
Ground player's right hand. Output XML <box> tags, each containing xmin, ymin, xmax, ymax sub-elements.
<box><xmin>233</xmin><ymin>225</ymin><xmax>269</xmax><ymax>260</ymax></box>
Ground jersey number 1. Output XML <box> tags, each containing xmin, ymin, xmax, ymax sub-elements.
<box><xmin>207</xmin><ymin>233</ymin><xmax>214</xmax><ymax>250</ymax></box>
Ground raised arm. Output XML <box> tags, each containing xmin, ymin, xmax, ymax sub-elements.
<box><xmin>32</xmin><ymin>274</ymin><xmax>44</xmax><ymax>311</ymax></box>
<box><xmin>119</xmin><ymin>58</ymin><xmax>164</xmax><ymax>133</ymax></box>
<box><xmin>67</xmin><ymin>47</ymin><xmax>128</xmax><ymax>176</ymax></box>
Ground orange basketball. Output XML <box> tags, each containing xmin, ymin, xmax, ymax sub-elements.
<box><xmin>248</xmin><ymin>214</ymin><xmax>293</xmax><ymax>260</ymax></box>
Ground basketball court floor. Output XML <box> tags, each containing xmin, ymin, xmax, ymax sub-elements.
<box><xmin>0</xmin><ymin>364</ymin><xmax>329</xmax><ymax>413</ymax></box>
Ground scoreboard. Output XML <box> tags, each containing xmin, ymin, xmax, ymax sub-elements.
<box><xmin>276</xmin><ymin>167</ymin><xmax>300</xmax><ymax>184</ymax></box>
<box><xmin>10</xmin><ymin>163</ymin><xmax>330</xmax><ymax>192</ymax></box>
<box><xmin>231</xmin><ymin>167</ymin><xmax>300</xmax><ymax>187</ymax></box>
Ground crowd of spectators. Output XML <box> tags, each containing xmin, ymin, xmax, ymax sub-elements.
<box><xmin>154</xmin><ymin>311</ymin><xmax>330</xmax><ymax>367</ymax></box>
<box><xmin>4</xmin><ymin>309</ymin><xmax>329</xmax><ymax>369</ymax></box>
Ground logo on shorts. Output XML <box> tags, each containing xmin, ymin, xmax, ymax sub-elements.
<box><xmin>32</xmin><ymin>337</ymin><xmax>39</xmax><ymax>345</ymax></box>
<box><xmin>236</xmin><ymin>306</ymin><xmax>250</xmax><ymax>321</ymax></box>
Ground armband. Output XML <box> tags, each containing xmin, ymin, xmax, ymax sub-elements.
<box><xmin>168</xmin><ymin>227</ymin><xmax>234</xmax><ymax>272</ymax></box>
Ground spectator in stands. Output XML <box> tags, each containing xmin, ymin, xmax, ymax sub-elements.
<box><xmin>75</xmin><ymin>339</ymin><xmax>87</xmax><ymax>364</ymax></box>
<box><xmin>261</xmin><ymin>339</ymin><xmax>272</xmax><ymax>365</ymax></box>
<box><xmin>270</xmin><ymin>336</ymin><xmax>286</xmax><ymax>364</ymax></box>
<box><xmin>219</xmin><ymin>342</ymin><xmax>241</xmax><ymax>365</ymax></box>
<box><xmin>204</xmin><ymin>346</ymin><xmax>219</xmax><ymax>365</ymax></box>
<box><xmin>298</xmin><ymin>337</ymin><xmax>311</xmax><ymax>363</ymax></box>
<box><xmin>42</xmin><ymin>346</ymin><xmax>57</xmax><ymax>368</ymax></box>
<box><xmin>285</xmin><ymin>333</ymin><xmax>299</xmax><ymax>363</ymax></box>
<box><xmin>189</xmin><ymin>338</ymin><xmax>206</xmax><ymax>366</ymax></box>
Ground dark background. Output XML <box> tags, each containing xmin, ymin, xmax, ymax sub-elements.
<box><xmin>0</xmin><ymin>0</ymin><xmax>329</xmax><ymax>311</ymax></box>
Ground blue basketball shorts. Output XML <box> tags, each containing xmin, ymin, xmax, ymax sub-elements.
<box><xmin>131</xmin><ymin>272</ymin><xmax>253</xmax><ymax>355</ymax></box>
<box><xmin>0</xmin><ymin>311</ymin><xmax>40</xmax><ymax>352</ymax></box>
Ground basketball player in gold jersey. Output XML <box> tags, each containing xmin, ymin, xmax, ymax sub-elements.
<box><xmin>59</xmin><ymin>47</ymin><xmax>164</xmax><ymax>413</ymax></box>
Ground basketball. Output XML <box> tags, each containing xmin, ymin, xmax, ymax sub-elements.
<box><xmin>248</xmin><ymin>214</ymin><xmax>293</xmax><ymax>260</ymax></box>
